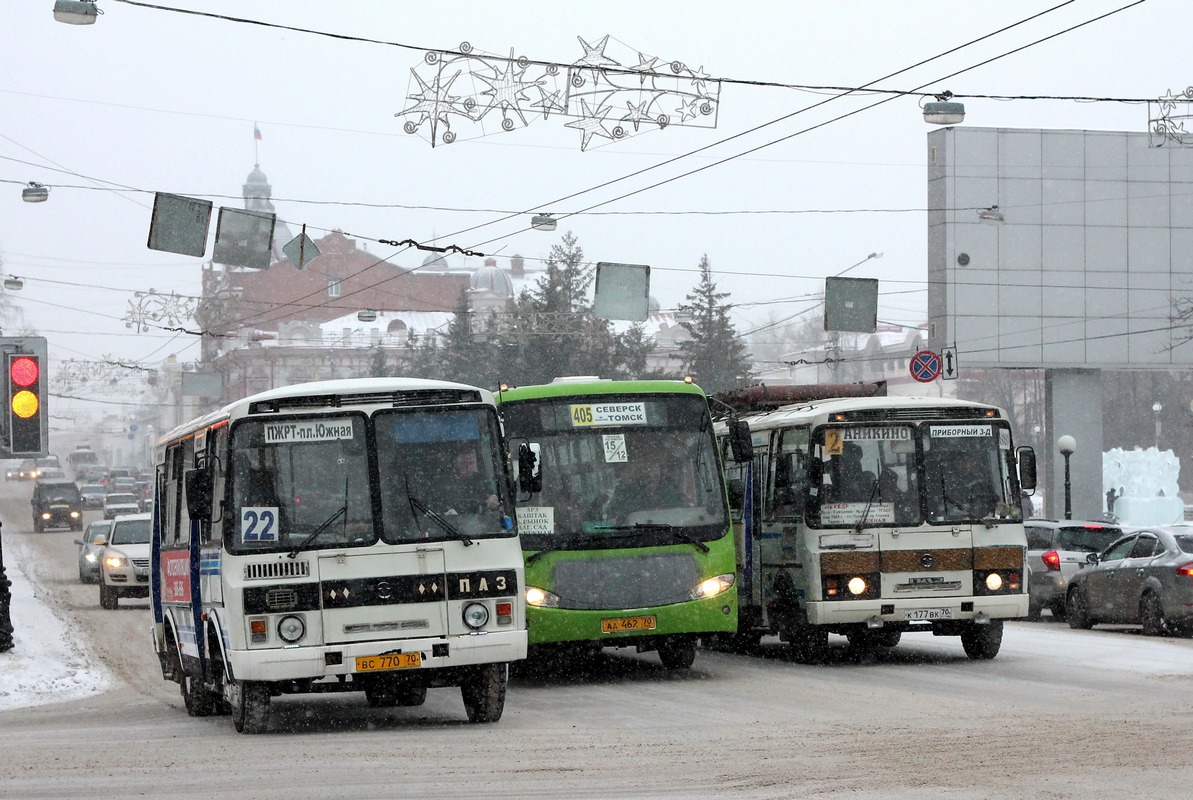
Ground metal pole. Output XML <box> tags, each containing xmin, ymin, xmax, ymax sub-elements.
<box><xmin>0</xmin><ymin>521</ymin><xmax>14</xmax><ymax>651</ymax></box>
<box><xmin>1063</xmin><ymin>453</ymin><xmax>1072</xmax><ymax>521</ymax></box>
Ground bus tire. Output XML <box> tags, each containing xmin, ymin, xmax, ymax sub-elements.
<box><xmin>960</xmin><ymin>619</ymin><xmax>1003</xmax><ymax>660</ymax></box>
<box><xmin>461</xmin><ymin>662</ymin><xmax>507</xmax><ymax>724</ymax></box>
<box><xmin>231</xmin><ymin>680</ymin><xmax>270</xmax><ymax>734</ymax></box>
<box><xmin>787</xmin><ymin>627</ymin><xmax>829</xmax><ymax>663</ymax></box>
<box><xmin>364</xmin><ymin>683</ymin><xmax>397</xmax><ymax>708</ymax></box>
<box><xmin>99</xmin><ymin>582</ymin><xmax>118</xmax><ymax>609</ymax></box>
<box><xmin>657</xmin><ymin>638</ymin><xmax>697</xmax><ymax>670</ymax></box>
<box><xmin>182</xmin><ymin>674</ymin><xmax>218</xmax><ymax>717</ymax></box>
<box><xmin>398</xmin><ymin>684</ymin><xmax>427</xmax><ymax>707</ymax></box>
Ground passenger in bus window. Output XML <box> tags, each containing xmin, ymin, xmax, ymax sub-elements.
<box><xmin>609</xmin><ymin>456</ymin><xmax>687</xmax><ymax>520</ymax></box>
<box><xmin>833</xmin><ymin>443</ymin><xmax>876</xmax><ymax>502</ymax></box>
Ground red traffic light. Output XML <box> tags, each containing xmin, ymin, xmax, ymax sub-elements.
<box><xmin>10</xmin><ymin>356</ymin><xmax>38</xmax><ymax>387</ymax></box>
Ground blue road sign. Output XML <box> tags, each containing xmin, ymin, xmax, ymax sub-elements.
<box><xmin>910</xmin><ymin>350</ymin><xmax>942</xmax><ymax>383</ymax></box>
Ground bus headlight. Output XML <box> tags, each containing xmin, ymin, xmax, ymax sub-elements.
<box><xmin>277</xmin><ymin>614</ymin><xmax>306</xmax><ymax>643</ymax></box>
<box><xmin>463</xmin><ymin>602</ymin><xmax>489</xmax><ymax>630</ymax></box>
<box><xmin>985</xmin><ymin>572</ymin><xmax>1003</xmax><ymax>592</ymax></box>
<box><xmin>847</xmin><ymin>576</ymin><xmax>868</xmax><ymax>596</ymax></box>
<box><xmin>525</xmin><ymin>586</ymin><xmax>561</xmax><ymax>608</ymax></box>
<box><xmin>691</xmin><ymin>573</ymin><xmax>735</xmax><ymax>600</ymax></box>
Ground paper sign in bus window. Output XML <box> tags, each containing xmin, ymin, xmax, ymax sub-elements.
<box><xmin>516</xmin><ymin>506</ymin><xmax>555</xmax><ymax>534</ymax></box>
<box><xmin>603</xmin><ymin>434</ymin><xmax>627</xmax><ymax>462</ymax></box>
<box><xmin>241</xmin><ymin>507</ymin><xmax>279</xmax><ymax>542</ymax></box>
<box><xmin>264</xmin><ymin>420</ymin><xmax>354</xmax><ymax>444</ymax></box>
<box><xmin>569</xmin><ymin>402</ymin><xmax>647</xmax><ymax>427</ymax></box>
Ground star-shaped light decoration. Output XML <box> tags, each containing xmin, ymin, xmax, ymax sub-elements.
<box><xmin>675</xmin><ymin>97</ymin><xmax>701</xmax><ymax>122</ymax></box>
<box><xmin>622</xmin><ymin>98</ymin><xmax>654</xmax><ymax>132</ymax></box>
<box><xmin>1158</xmin><ymin>88</ymin><xmax>1183</xmax><ymax>115</ymax></box>
<box><xmin>566</xmin><ymin>98</ymin><xmax>615</xmax><ymax>151</ymax></box>
<box><xmin>473</xmin><ymin>49</ymin><xmax>536</xmax><ymax>129</ymax></box>
<box><xmin>686</xmin><ymin>64</ymin><xmax>712</xmax><ymax>95</ymax></box>
<box><xmin>531</xmin><ymin>85</ymin><xmax>568</xmax><ymax>120</ymax></box>
<box><xmin>397</xmin><ymin>66</ymin><xmax>463</xmax><ymax>145</ymax></box>
<box><xmin>629</xmin><ymin>52</ymin><xmax>659</xmax><ymax>85</ymax></box>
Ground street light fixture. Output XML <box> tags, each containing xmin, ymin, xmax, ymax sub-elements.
<box><xmin>21</xmin><ymin>182</ymin><xmax>48</xmax><ymax>203</ymax></box>
<box><xmin>1153</xmin><ymin>402</ymin><xmax>1162</xmax><ymax>450</ymax></box>
<box><xmin>53</xmin><ymin>0</ymin><xmax>100</xmax><ymax>24</ymax></box>
<box><xmin>923</xmin><ymin>91</ymin><xmax>965</xmax><ymax>125</ymax></box>
<box><xmin>1057</xmin><ymin>435</ymin><xmax>1076</xmax><ymax>521</ymax></box>
<box><xmin>530</xmin><ymin>213</ymin><xmax>557</xmax><ymax>232</ymax></box>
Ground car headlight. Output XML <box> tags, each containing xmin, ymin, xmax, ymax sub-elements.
<box><xmin>70</xmin><ymin>511</ymin><xmax>80</xmax><ymax>519</ymax></box>
<box><xmin>104</xmin><ymin>555</ymin><xmax>128</xmax><ymax>569</ymax></box>
<box><xmin>462</xmin><ymin>602</ymin><xmax>490</xmax><ymax>630</ymax></box>
<box><xmin>277</xmin><ymin>615</ymin><xmax>306</xmax><ymax>643</ymax></box>
<box><xmin>40</xmin><ymin>512</ymin><xmax>51</xmax><ymax>520</ymax></box>
<box><xmin>525</xmin><ymin>586</ymin><xmax>561</xmax><ymax>608</ymax></box>
<box><xmin>691</xmin><ymin>573</ymin><xmax>735</xmax><ymax>600</ymax></box>
<box><xmin>84</xmin><ymin>553</ymin><xmax>97</xmax><ymax>563</ymax></box>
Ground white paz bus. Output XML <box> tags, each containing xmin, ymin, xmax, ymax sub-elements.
<box><xmin>150</xmin><ymin>378</ymin><xmax>528</xmax><ymax>732</ymax></box>
<box><xmin>715</xmin><ymin>386</ymin><xmax>1037</xmax><ymax>661</ymax></box>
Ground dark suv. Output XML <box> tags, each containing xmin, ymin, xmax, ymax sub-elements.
<box><xmin>31</xmin><ymin>478</ymin><xmax>83</xmax><ymax>532</ymax></box>
<box><xmin>1025</xmin><ymin>519</ymin><xmax>1123</xmax><ymax>620</ymax></box>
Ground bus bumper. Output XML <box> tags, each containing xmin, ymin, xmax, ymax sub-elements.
<box><xmin>805</xmin><ymin>594</ymin><xmax>1028</xmax><ymax>628</ymax></box>
<box><xmin>228</xmin><ymin>629</ymin><xmax>527</xmax><ymax>682</ymax></box>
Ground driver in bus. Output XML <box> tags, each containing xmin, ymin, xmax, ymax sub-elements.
<box><xmin>426</xmin><ymin>444</ymin><xmax>499</xmax><ymax>515</ymax></box>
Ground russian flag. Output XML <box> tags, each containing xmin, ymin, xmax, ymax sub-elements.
<box><xmin>254</xmin><ymin>124</ymin><xmax>262</xmax><ymax>141</ymax></box>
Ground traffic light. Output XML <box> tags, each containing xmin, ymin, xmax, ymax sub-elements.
<box><xmin>8</xmin><ymin>352</ymin><xmax>44</xmax><ymax>456</ymax></box>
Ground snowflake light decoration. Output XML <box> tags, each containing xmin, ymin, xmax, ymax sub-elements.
<box><xmin>396</xmin><ymin>37</ymin><xmax>720</xmax><ymax>150</ymax></box>
<box><xmin>123</xmin><ymin>289</ymin><xmax>198</xmax><ymax>334</ymax></box>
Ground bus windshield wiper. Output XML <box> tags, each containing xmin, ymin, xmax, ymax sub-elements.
<box><xmin>587</xmin><ymin>522</ymin><xmax>710</xmax><ymax>553</ymax></box>
<box><xmin>287</xmin><ymin>505</ymin><xmax>347</xmax><ymax>559</ymax></box>
<box><xmin>408</xmin><ymin>494</ymin><xmax>474</xmax><ymax>546</ymax></box>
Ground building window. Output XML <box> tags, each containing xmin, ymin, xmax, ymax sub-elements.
<box><xmin>327</xmin><ymin>279</ymin><xmax>342</xmax><ymax>298</ymax></box>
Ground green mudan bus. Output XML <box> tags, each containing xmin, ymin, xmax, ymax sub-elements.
<box><xmin>497</xmin><ymin>378</ymin><xmax>740</xmax><ymax>669</ymax></box>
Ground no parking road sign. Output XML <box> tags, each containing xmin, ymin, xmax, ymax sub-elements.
<box><xmin>910</xmin><ymin>350</ymin><xmax>942</xmax><ymax>383</ymax></box>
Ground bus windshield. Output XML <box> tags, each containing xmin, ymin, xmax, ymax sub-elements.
<box><xmin>229</xmin><ymin>414</ymin><xmax>375</xmax><ymax>552</ymax></box>
<box><xmin>375</xmin><ymin>407</ymin><xmax>510</xmax><ymax>544</ymax></box>
<box><xmin>808</xmin><ymin>421</ymin><xmax>1018</xmax><ymax>528</ymax></box>
<box><xmin>504</xmin><ymin>394</ymin><xmax>728</xmax><ymax>551</ymax></box>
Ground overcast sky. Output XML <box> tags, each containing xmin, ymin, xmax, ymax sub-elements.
<box><xmin>1</xmin><ymin>0</ymin><xmax>1187</xmax><ymax>421</ymax></box>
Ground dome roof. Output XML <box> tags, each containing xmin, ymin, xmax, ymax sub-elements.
<box><xmin>245</xmin><ymin>165</ymin><xmax>269</xmax><ymax>185</ymax></box>
<box><xmin>648</xmin><ymin>295</ymin><xmax>661</xmax><ymax>313</ymax></box>
<box><xmin>421</xmin><ymin>252</ymin><xmax>450</xmax><ymax>270</ymax></box>
<box><xmin>470</xmin><ymin>265</ymin><xmax>514</xmax><ymax>297</ymax></box>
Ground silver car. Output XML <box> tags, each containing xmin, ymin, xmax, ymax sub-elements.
<box><xmin>1067</xmin><ymin>527</ymin><xmax>1193</xmax><ymax>636</ymax></box>
<box><xmin>1025</xmin><ymin>520</ymin><xmax>1123</xmax><ymax>620</ymax></box>
<box><xmin>73</xmin><ymin>519</ymin><xmax>112</xmax><ymax>583</ymax></box>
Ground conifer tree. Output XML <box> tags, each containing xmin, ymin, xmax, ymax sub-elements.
<box><xmin>677</xmin><ymin>254</ymin><xmax>752</xmax><ymax>394</ymax></box>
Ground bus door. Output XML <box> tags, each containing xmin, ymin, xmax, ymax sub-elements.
<box><xmin>318</xmin><ymin>548</ymin><xmax>449</xmax><ymax>645</ymax></box>
<box><xmin>762</xmin><ymin>427</ymin><xmax>808</xmax><ymax>607</ymax></box>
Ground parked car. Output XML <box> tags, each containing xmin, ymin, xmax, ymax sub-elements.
<box><xmin>31</xmin><ymin>478</ymin><xmax>83</xmax><ymax>532</ymax></box>
<box><xmin>1025</xmin><ymin>519</ymin><xmax>1123</xmax><ymax>620</ymax></box>
<box><xmin>73</xmin><ymin>519</ymin><xmax>112</xmax><ymax>583</ymax></box>
<box><xmin>102</xmin><ymin>492</ymin><xmax>141</xmax><ymax>520</ymax></box>
<box><xmin>1067</xmin><ymin>526</ymin><xmax>1193</xmax><ymax>636</ymax></box>
<box><xmin>79</xmin><ymin>483</ymin><xmax>106</xmax><ymax>509</ymax></box>
<box><xmin>98</xmin><ymin>513</ymin><xmax>152</xmax><ymax>609</ymax></box>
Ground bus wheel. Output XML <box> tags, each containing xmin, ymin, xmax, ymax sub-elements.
<box><xmin>461</xmin><ymin>663</ymin><xmax>507</xmax><ymax>723</ymax></box>
<box><xmin>182</xmin><ymin>674</ymin><xmax>218</xmax><ymax>717</ymax></box>
<box><xmin>657</xmin><ymin>638</ymin><xmax>697</xmax><ymax>670</ymax></box>
<box><xmin>783</xmin><ymin>625</ymin><xmax>829</xmax><ymax>663</ymax></box>
<box><xmin>99</xmin><ymin>583</ymin><xmax>118</xmax><ymax>610</ymax></box>
<box><xmin>398</xmin><ymin>684</ymin><xmax>427</xmax><ymax>707</ymax></box>
<box><xmin>960</xmin><ymin>619</ymin><xmax>1003</xmax><ymax>660</ymax></box>
<box><xmin>231</xmin><ymin>680</ymin><xmax>270</xmax><ymax>733</ymax></box>
<box><xmin>364</xmin><ymin>683</ymin><xmax>397</xmax><ymax>708</ymax></box>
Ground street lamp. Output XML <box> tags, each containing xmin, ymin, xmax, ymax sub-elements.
<box><xmin>1153</xmin><ymin>402</ymin><xmax>1162</xmax><ymax>450</ymax></box>
<box><xmin>1057</xmin><ymin>435</ymin><xmax>1076</xmax><ymax>521</ymax></box>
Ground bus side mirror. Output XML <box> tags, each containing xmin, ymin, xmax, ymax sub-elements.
<box><xmin>1017</xmin><ymin>446</ymin><xmax>1037</xmax><ymax>492</ymax></box>
<box><xmin>729</xmin><ymin>419</ymin><xmax>753</xmax><ymax>462</ymax></box>
<box><xmin>517</xmin><ymin>441</ymin><xmax>543</xmax><ymax>495</ymax></box>
<box><xmin>184</xmin><ymin>467</ymin><xmax>213</xmax><ymax>522</ymax></box>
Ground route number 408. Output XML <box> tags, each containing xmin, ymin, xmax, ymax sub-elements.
<box><xmin>241</xmin><ymin>507</ymin><xmax>279</xmax><ymax>542</ymax></box>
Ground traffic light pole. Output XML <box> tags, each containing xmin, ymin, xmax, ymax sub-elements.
<box><xmin>0</xmin><ymin>521</ymin><xmax>13</xmax><ymax>651</ymax></box>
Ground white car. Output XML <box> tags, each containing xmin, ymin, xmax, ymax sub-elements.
<box><xmin>102</xmin><ymin>492</ymin><xmax>141</xmax><ymax>520</ymax></box>
<box><xmin>99</xmin><ymin>513</ymin><xmax>152</xmax><ymax>609</ymax></box>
